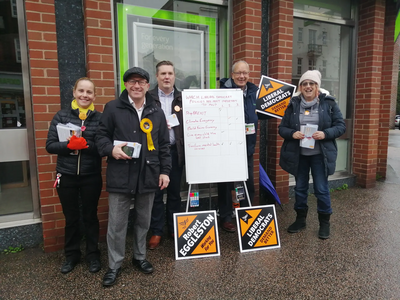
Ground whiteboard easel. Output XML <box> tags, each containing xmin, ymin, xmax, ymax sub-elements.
<box><xmin>182</xmin><ymin>89</ymin><xmax>251</xmax><ymax>211</ymax></box>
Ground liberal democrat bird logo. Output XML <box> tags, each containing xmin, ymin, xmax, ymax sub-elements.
<box><xmin>264</xmin><ymin>83</ymin><xmax>271</xmax><ymax>90</ymax></box>
<box><xmin>179</xmin><ymin>218</ymin><xmax>189</xmax><ymax>230</ymax></box>
<box><xmin>241</xmin><ymin>213</ymin><xmax>252</xmax><ymax>224</ymax></box>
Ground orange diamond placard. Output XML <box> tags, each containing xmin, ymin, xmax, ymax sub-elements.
<box><xmin>174</xmin><ymin>211</ymin><xmax>220</xmax><ymax>260</ymax></box>
<box><xmin>236</xmin><ymin>205</ymin><xmax>281</xmax><ymax>253</ymax></box>
<box><xmin>256</xmin><ymin>76</ymin><xmax>296</xmax><ymax>119</ymax></box>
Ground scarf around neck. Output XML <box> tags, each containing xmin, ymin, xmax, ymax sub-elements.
<box><xmin>300</xmin><ymin>95</ymin><xmax>318</xmax><ymax>109</ymax></box>
<box><xmin>71</xmin><ymin>99</ymin><xmax>94</xmax><ymax>117</ymax></box>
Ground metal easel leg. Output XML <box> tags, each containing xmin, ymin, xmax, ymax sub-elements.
<box><xmin>209</xmin><ymin>183</ymin><xmax>212</xmax><ymax>210</ymax></box>
<box><xmin>243</xmin><ymin>181</ymin><xmax>252</xmax><ymax>207</ymax></box>
<box><xmin>186</xmin><ymin>184</ymin><xmax>191</xmax><ymax>212</ymax></box>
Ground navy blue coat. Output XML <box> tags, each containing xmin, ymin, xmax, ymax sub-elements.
<box><xmin>220</xmin><ymin>78</ymin><xmax>259</xmax><ymax>156</ymax></box>
<box><xmin>278</xmin><ymin>93</ymin><xmax>346</xmax><ymax>177</ymax></box>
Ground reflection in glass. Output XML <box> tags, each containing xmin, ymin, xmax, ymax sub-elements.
<box><xmin>292</xmin><ymin>18</ymin><xmax>351</xmax><ymax>173</ymax></box>
<box><xmin>0</xmin><ymin>0</ymin><xmax>33</xmax><ymax>217</ymax></box>
<box><xmin>0</xmin><ymin>161</ymin><xmax>33</xmax><ymax>216</ymax></box>
<box><xmin>294</xmin><ymin>0</ymin><xmax>352</xmax><ymax>20</ymax></box>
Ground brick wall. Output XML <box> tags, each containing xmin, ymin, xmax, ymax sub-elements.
<box><xmin>266</xmin><ymin>0</ymin><xmax>294</xmax><ymax>204</ymax></box>
<box><xmin>26</xmin><ymin>0</ymin><xmax>63</xmax><ymax>252</ymax></box>
<box><xmin>232</xmin><ymin>0</ymin><xmax>262</xmax><ymax>203</ymax></box>
<box><xmin>26</xmin><ymin>0</ymin><xmax>116</xmax><ymax>252</ymax></box>
<box><xmin>354</xmin><ymin>0</ymin><xmax>385</xmax><ymax>188</ymax></box>
<box><xmin>83</xmin><ymin>0</ymin><xmax>115</xmax><ymax>241</ymax></box>
<box><xmin>377</xmin><ymin>0</ymin><xmax>398</xmax><ymax>177</ymax></box>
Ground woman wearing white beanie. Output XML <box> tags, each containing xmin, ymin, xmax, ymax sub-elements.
<box><xmin>278</xmin><ymin>70</ymin><xmax>346</xmax><ymax>239</ymax></box>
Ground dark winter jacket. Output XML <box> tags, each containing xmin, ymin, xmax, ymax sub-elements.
<box><xmin>278</xmin><ymin>93</ymin><xmax>346</xmax><ymax>177</ymax></box>
<box><xmin>220</xmin><ymin>78</ymin><xmax>259</xmax><ymax>156</ymax></box>
<box><xmin>149</xmin><ymin>86</ymin><xmax>185</xmax><ymax>167</ymax></box>
<box><xmin>95</xmin><ymin>90</ymin><xmax>171</xmax><ymax>194</ymax></box>
<box><xmin>46</xmin><ymin>108</ymin><xmax>102</xmax><ymax>176</ymax></box>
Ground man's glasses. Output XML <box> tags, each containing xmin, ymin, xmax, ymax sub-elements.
<box><xmin>301</xmin><ymin>81</ymin><xmax>316</xmax><ymax>87</ymax></box>
<box><xmin>233</xmin><ymin>71</ymin><xmax>249</xmax><ymax>76</ymax></box>
<box><xmin>127</xmin><ymin>79</ymin><xmax>148</xmax><ymax>86</ymax></box>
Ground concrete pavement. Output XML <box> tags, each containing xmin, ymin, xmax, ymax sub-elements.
<box><xmin>1</xmin><ymin>130</ymin><xmax>400</xmax><ymax>299</ymax></box>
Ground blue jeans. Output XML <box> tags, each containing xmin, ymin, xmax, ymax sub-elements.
<box><xmin>294</xmin><ymin>154</ymin><xmax>332</xmax><ymax>214</ymax></box>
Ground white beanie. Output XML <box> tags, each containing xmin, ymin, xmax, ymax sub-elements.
<box><xmin>299</xmin><ymin>70</ymin><xmax>321</xmax><ymax>87</ymax></box>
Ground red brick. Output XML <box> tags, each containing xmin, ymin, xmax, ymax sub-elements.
<box><xmin>30</xmin><ymin>60</ymin><xmax>58</xmax><ymax>69</ymax></box>
<box><xmin>86</xmin><ymin>10</ymin><xmax>111</xmax><ymax>20</ymax></box>
<box><xmin>27</xmin><ymin>22</ymin><xmax>56</xmax><ymax>32</ymax></box>
<box><xmin>44</xmin><ymin>51</ymin><xmax>58</xmax><ymax>60</ymax></box>
<box><xmin>25</xmin><ymin>2</ymin><xmax>55</xmax><ymax>14</ymax></box>
<box><xmin>46</xmin><ymin>87</ymin><xmax>60</xmax><ymax>95</ymax></box>
<box><xmin>42</xmin><ymin>13</ymin><xmax>56</xmax><ymax>23</ymax></box>
<box><xmin>31</xmin><ymin>77</ymin><xmax>59</xmax><ymax>86</ymax></box>
<box><xmin>43</xmin><ymin>33</ymin><xmax>57</xmax><ymax>41</ymax></box>
<box><xmin>86</xmin><ymin>28</ymin><xmax>112</xmax><ymax>38</ymax></box>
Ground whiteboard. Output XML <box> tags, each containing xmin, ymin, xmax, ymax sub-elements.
<box><xmin>182</xmin><ymin>89</ymin><xmax>248</xmax><ymax>184</ymax></box>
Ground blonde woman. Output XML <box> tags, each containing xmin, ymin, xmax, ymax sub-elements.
<box><xmin>46</xmin><ymin>78</ymin><xmax>102</xmax><ymax>273</ymax></box>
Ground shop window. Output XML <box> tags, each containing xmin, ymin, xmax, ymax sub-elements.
<box><xmin>292</xmin><ymin>16</ymin><xmax>353</xmax><ymax>173</ymax></box>
<box><xmin>113</xmin><ymin>0</ymin><xmax>228</xmax><ymax>196</ymax></box>
<box><xmin>294</xmin><ymin>0</ymin><xmax>353</xmax><ymax>20</ymax></box>
<box><xmin>0</xmin><ymin>0</ymin><xmax>37</xmax><ymax>222</ymax></box>
<box><xmin>114</xmin><ymin>1</ymin><xmax>228</xmax><ymax>92</ymax></box>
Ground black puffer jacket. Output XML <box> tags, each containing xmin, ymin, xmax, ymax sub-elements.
<box><xmin>95</xmin><ymin>90</ymin><xmax>171</xmax><ymax>194</ymax></box>
<box><xmin>278</xmin><ymin>93</ymin><xmax>346</xmax><ymax>177</ymax></box>
<box><xmin>46</xmin><ymin>108</ymin><xmax>102</xmax><ymax>175</ymax></box>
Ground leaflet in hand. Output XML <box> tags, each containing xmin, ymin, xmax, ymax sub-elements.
<box><xmin>167</xmin><ymin>114</ymin><xmax>180</xmax><ymax>128</ymax></box>
<box><xmin>113</xmin><ymin>140</ymin><xmax>142</xmax><ymax>158</ymax></box>
<box><xmin>300</xmin><ymin>124</ymin><xmax>318</xmax><ymax>149</ymax></box>
<box><xmin>56</xmin><ymin>123</ymin><xmax>81</xmax><ymax>142</ymax></box>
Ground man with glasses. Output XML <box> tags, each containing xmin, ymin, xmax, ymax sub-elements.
<box><xmin>217</xmin><ymin>60</ymin><xmax>259</xmax><ymax>233</ymax></box>
<box><xmin>96</xmin><ymin>67</ymin><xmax>171</xmax><ymax>286</ymax></box>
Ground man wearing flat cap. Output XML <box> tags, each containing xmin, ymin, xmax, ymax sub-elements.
<box><xmin>96</xmin><ymin>67</ymin><xmax>171</xmax><ymax>286</ymax></box>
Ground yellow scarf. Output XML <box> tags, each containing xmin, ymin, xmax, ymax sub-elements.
<box><xmin>71</xmin><ymin>99</ymin><xmax>94</xmax><ymax>120</ymax></box>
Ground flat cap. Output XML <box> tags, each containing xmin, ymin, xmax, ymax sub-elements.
<box><xmin>123</xmin><ymin>67</ymin><xmax>150</xmax><ymax>82</ymax></box>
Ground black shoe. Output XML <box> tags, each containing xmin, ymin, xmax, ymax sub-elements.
<box><xmin>60</xmin><ymin>260</ymin><xmax>78</xmax><ymax>274</ymax></box>
<box><xmin>102</xmin><ymin>268</ymin><xmax>121</xmax><ymax>286</ymax></box>
<box><xmin>88</xmin><ymin>259</ymin><xmax>101</xmax><ymax>273</ymax></box>
<box><xmin>132</xmin><ymin>259</ymin><xmax>153</xmax><ymax>274</ymax></box>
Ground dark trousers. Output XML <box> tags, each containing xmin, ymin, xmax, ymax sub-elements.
<box><xmin>56</xmin><ymin>173</ymin><xmax>102</xmax><ymax>262</ymax></box>
<box><xmin>218</xmin><ymin>155</ymin><xmax>254</xmax><ymax>222</ymax></box>
<box><xmin>150</xmin><ymin>145</ymin><xmax>183</xmax><ymax>236</ymax></box>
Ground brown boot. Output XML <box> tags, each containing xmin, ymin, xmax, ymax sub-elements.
<box><xmin>148</xmin><ymin>235</ymin><xmax>161</xmax><ymax>250</ymax></box>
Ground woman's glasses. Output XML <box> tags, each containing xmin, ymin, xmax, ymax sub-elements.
<box><xmin>301</xmin><ymin>81</ymin><xmax>316</xmax><ymax>87</ymax></box>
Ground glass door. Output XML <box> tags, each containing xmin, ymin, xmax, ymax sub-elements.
<box><xmin>0</xmin><ymin>0</ymin><xmax>39</xmax><ymax>222</ymax></box>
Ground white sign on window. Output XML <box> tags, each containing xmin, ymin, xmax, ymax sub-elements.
<box><xmin>132</xmin><ymin>23</ymin><xmax>204</xmax><ymax>90</ymax></box>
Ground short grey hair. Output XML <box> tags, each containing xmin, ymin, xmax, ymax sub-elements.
<box><xmin>232</xmin><ymin>60</ymin><xmax>250</xmax><ymax>72</ymax></box>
